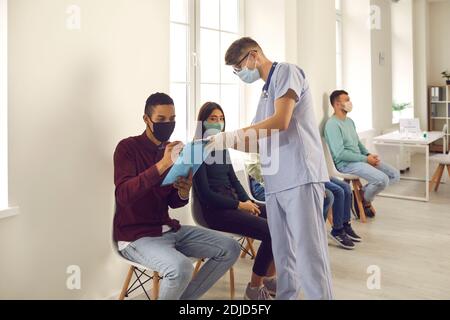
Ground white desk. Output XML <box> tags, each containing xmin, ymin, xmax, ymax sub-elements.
<box><xmin>373</xmin><ymin>131</ymin><xmax>445</xmax><ymax>202</ymax></box>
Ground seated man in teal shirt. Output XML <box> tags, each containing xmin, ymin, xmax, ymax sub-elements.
<box><xmin>324</xmin><ymin>90</ymin><xmax>400</xmax><ymax>217</ymax></box>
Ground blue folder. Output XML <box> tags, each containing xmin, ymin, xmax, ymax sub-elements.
<box><xmin>161</xmin><ymin>140</ymin><xmax>210</xmax><ymax>187</ymax></box>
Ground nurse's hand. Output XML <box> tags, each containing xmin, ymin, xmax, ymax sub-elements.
<box><xmin>204</xmin><ymin>130</ymin><xmax>245</xmax><ymax>153</ymax></box>
<box><xmin>238</xmin><ymin>201</ymin><xmax>261</xmax><ymax>216</ymax></box>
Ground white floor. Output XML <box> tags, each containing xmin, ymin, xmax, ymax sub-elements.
<box><xmin>136</xmin><ymin>155</ymin><xmax>450</xmax><ymax>300</ymax></box>
<box><xmin>204</xmin><ymin>193</ymin><xmax>450</xmax><ymax>299</ymax></box>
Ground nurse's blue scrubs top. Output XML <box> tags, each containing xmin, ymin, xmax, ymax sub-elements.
<box><xmin>253</xmin><ymin>63</ymin><xmax>329</xmax><ymax>195</ymax></box>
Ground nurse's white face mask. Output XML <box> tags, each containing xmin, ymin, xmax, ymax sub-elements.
<box><xmin>235</xmin><ymin>54</ymin><xmax>261</xmax><ymax>84</ymax></box>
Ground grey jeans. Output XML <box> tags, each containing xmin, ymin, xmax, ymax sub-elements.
<box><xmin>121</xmin><ymin>225</ymin><xmax>240</xmax><ymax>300</ymax></box>
<box><xmin>340</xmin><ymin>161</ymin><xmax>401</xmax><ymax>202</ymax></box>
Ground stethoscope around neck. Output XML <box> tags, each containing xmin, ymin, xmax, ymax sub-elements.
<box><xmin>262</xmin><ymin>62</ymin><xmax>278</xmax><ymax>100</ymax></box>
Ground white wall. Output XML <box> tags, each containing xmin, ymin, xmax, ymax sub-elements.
<box><xmin>412</xmin><ymin>0</ymin><xmax>450</xmax><ymax>131</ymax></box>
<box><xmin>296</xmin><ymin>0</ymin><xmax>337</xmax><ymax>132</ymax></box>
<box><xmin>342</xmin><ymin>0</ymin><xmax>373</xmax><ymax>132</ymax></box>
<box><xmin>285</xmin><ymin>0</ymin><xmax>299</xmax><ymax>65</ymax></box>
<box><xmin>2</xmin><ymin>0</ymin><xmax>170</xmax><ymax>299</ymax></box>
<box><xmin>371</xmin><ymin>0</ymin><xmax>393</xmax><ymax>131</ymax></box>
<box><xmin>244</xmin><ymin>0</ymin><xmax>286</xmax><ymax>125</ymax></box>
<box><xmin>0</xmin><ymin>0</ymin><xmax>7</xmax><ymax>210</ymax></box>
<box><xmin>244</xmin><ymin>0</ymin><xmax>336</xmax><ymax>132</ymax></box>
<box><xmin>428</xmin><ymin>0</ymin><xmax>450</xmax><ymax>85</ymax></box>
<box><xmin>413</xmin><ymin>0</ymin><xmax>430</xmax><ymax>129</ymax></box>
<box><xmin>391</xmin><ymin>0</ymin><xmax>414</xmax><ymax>108</ymax></box>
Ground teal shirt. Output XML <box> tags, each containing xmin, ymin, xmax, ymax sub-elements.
<box><xmin>324</xmin><ymin>115</ymin><xmax>370</xmax><ymax>170</ymax></box>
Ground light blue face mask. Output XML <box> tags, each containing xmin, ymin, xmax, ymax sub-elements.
<box><xmin>203</xmin><ymin>121</ymin><xmax>225</xmax><ymax>137</ymax></box>
<box><xmin>236</xmin><ymin>67</ymin><xmax>261</xmax><ymax>84</ymax></box>
<box><xmin>235</xmin><ymin>56</ymin><xmax>261</xmax><ymax>84</ymax></box>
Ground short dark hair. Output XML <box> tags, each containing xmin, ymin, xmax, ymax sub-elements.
<box><xmin>194</xmin><ymin>102</ymin><xmax>226</xmax><ymax>140</ymax></box>
<box><xmin>145</xmin><ymin>92</ymin><xmax>174</xmax><ymax>116</ymax></box>
<box><xmin>225</xmin><ymin>37</ymin><xmax>262</xmax><ymax>66</ymax></box>
<box><xmin>330</xmin><ymin>90</ymin><xmax>348</xmax><ymax>107</ymax></box>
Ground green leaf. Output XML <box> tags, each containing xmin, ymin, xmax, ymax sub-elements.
<box><xmin>392</xmin><ymin>102</ymin><xmax>411</xmax><ymax>112</ymax></box>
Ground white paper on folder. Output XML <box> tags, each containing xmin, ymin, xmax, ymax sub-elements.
<box><xmin>161</xmin><ymin>140</ymin><xmax>210</xmax><ymax>187</ymax></box>
<box><xmin>399</xmin><ymin>118</ymin><xmax>421</xmax><ymax>139</ymax></box>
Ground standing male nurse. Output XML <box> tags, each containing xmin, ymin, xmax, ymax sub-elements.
<box><xmin>206</xmin><ymin>37</ymin><xmax>333</xmax><ymax>300</ymax></box>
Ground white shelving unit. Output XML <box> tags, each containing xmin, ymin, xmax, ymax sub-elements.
<box><xmin>429</xmin><ymin>85</ymin><xmax>449</xmax><ymax>153</ymax></box>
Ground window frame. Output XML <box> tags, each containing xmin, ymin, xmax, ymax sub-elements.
<box><xmin>170</xmin><ymin>0</ymin><xmax>244</xmax><ymax>141</ymax></box>
<box><xmin>0</xmin><ymin>0</ymin><xmax>19</xmax><ymax>218</ymax></box>
<box><xmin>194</xmin><ymin>0</ymin><xmax>244</xmax><ymax>133</ymax></box>
<box><xmin>0</xmin><ymin>0</ymin><xmax>9</xmax><ymax>211</ymax></box>
<box><xmin>170</xmin><ymin>0</ymin><xmax>195</xmax><ymax>141</ymax></box>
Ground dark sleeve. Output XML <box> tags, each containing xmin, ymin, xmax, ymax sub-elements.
<box><xmin>114</xmin><ymin>140</ymin><xmax>163</xmax><ymax>207</ymax></box>
<box><xmin>193</xmin><ymin>164</ymin><xmax>240</xmax><ymax>210</ymax></box>
<box><xmin>228</xmin><ymin>164</ymin><xmax>251</xmax><ymax>203</ymax></box>
<box><xmin>168</xmin><ymin>189</ymin><xmax>189</xmax><ymax>209</ymax></box>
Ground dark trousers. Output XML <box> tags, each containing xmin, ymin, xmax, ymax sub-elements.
<box><xmin>203</xmin><ymin>204</ymin><xmax>273</xmax><ymax>277</ymax></box>
<box><xmin>325</xmin><ymin>178</ymin><xmax>352</xmax><ymax>230</ymax></box>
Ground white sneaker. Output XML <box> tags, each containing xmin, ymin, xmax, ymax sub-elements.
<box><xmin>244</xmin><ymin>284</ymin><xmax>274</xmax><ymax>300</ymax></box>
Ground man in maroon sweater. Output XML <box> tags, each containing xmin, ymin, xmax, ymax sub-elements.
<box><xmin>114</xmin><ymin>93</ymin><xmax>240</xmax><ymax>300</ymax></box>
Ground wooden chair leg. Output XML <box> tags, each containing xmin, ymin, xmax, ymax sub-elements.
<box><xmin>327</xmin><ymin>208</ymin><xmax>333</xmax><ymax>227</ymax></box>
<box><xmin>246</xmin><ymin>238</ymin><xmax>256</xmax><ymax>259</ymax></box>
<box><xmin>352</xmin><ymin>180</ymin><xmax>367</xmax><ymax>223</ymax></box>
<box><xmin>193</xmin><ymin>259</ymin><xmax>203</xmax><ymax>278</ymax></box>
<box><xmin>434</xmin><ymin>165</ymin><xmax>445</xmax><ymax>192</ymax></box>
<box><xmin>355</xmin><ymin>179</ymin><xmax>376</xmax><ymax>217</ymax></box>
<box><xmin>430</xmin><ymin>165</ymin><xmax>442</xmax><ymax>191</ymax></box>
<box><xmin>119</xmin><ymin>266</ymin><xmax>135</xmax><ymax>300</ymax></box>
<box><xmin>152</xmin><ymin>271</ymin><xmax>160</xmax><ymax>300</ymax></box>
<box><xmin>240</xmin><ymin>244</ymin><xmax>247</xmax><ymax>259</ymax></box>
<box><xmin>240</xmin><ymin>238</ymin><xmax>256</xmax><ymax>260</ymax></box>
<box><xmin>229</xmin><ymin>267</ymin><xmax>235</xmax><ymax>300</ymax></box>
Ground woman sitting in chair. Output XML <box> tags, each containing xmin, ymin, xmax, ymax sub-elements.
<box><xmin>193</xmin><ymin>102</ymin><xmax>276</xmax><ymax>301</ymax></box>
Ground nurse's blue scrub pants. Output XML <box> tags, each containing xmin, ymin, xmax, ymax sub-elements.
<box><xmin>266</xmin><ymin>183</ymin><xmax>334</xmax><ymax>300</ymax></box>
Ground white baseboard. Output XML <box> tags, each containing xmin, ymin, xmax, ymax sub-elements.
<box><xmin>0</xmin><ymin>207</ymin><xmax>20</xmax><ymax>220</ymax></box>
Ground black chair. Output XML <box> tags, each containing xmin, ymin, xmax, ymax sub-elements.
<box><xmin>190</xmin><ymin>186</ymin><xmax>260</xmax><ymax>298</ymax></box>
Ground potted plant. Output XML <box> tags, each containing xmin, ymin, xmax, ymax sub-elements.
<box><xmin>442</xmin><ymin>71</ymin><xmax>450</xmax><ymax>85</ymax></box>
<box><xmin>392</xmin><ymin>102</ymin><xmax>412</xmax><ymax>123</ymax></box>
<box><xmin>392</xmin><ymin>102</ymin><xmax>411</xmax><ymax>113</ymax></box>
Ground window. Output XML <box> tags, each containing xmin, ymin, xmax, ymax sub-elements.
<box><xmin>0</xmin><ymin>0</ymin><xmax>8</xmax><ymax>211</ymax></box>
<box><xmin>391</xmin><ymin>0</ymin><xmax>414</xmax><ymax>124</ymax></box>
<box><xmin>170</xmin><ymin>0</ymin><xmax>192</xmax><ymax>141</ymax></box>
<box><xmin>170</xmin><ymin>0</ymin><xmax>243</xmax><ymax>141</ymax></box>
<box><xmin>336</xmin><ymin>0</ymin><xmax>343</xmax><ymax>89</ymax></box>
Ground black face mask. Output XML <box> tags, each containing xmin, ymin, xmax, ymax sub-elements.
<box><xmin>149</xmin><ymin>119</ymin><xmax>176</xmax><ymax>143</ymax></box>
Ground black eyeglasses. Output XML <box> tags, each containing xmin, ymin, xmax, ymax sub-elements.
<box><xmin>233</xmin><ymin>50</ymin><xmax>257</xmax><ymax>74</ymax></box>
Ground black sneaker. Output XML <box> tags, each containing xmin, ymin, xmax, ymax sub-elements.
<box><xmin>344</xmin><ymin>224</ymin><xmax>362</xmax><ymax>243</ymax></box>
<box><xmin>364</xmin><ymin>206</ymin><xmax>375</xmax><ymax>218</ymax></box>
<box><xmin>353</xmin><ymin>196</ymin><xmax>375</xmax><ymax>219</ymax></box>
<box><xmin>329</xmin><ymin>230</ymin><xmax>355</xmax><ymax>250</ymax></box>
